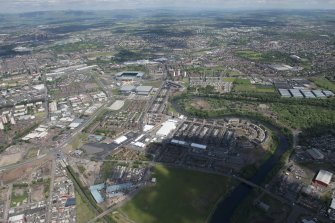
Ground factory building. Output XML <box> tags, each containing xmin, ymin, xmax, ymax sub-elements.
<box><xmin>106</xmin><ymin>183</ymin><xmax>132</xmax><ymax>193</ymax></box>
<box><xmin>307</xmin><ymin>148</ymin><xmax>324</xmax><ymax>160</ymax></box>
<box><xmin>278</xmin><ymin>89</ymin><xmax>292</xmax><ymax>97</ymax></box>
<box><xmin>300</xmin><ymin>90</ymin><xmax>316</xmax><ymax>98</ymax></box>
<box><xmin>312</xmin><ymin>90</ymin><xmax>327</xmax><ymax>98</ymax></box>
<box><xmin>289</xmin><ymin>89</ymin><xmax>304</xmax><ymax>98</ymax></box>
<box><xmin>313</xmin><ymin>170</ymin><xmax>333</xmax><ymax>187</ymax></box>
<box><xmin>89</xmin><ymin>183</ymin><xmax>105</xmax><ymax>204</ymax></box>
<box><xmin>323</xmin><ymin>90</ymin><xmax>335</xmax><ymax>97</ymax></box>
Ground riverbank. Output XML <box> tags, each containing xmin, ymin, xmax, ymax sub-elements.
<box><xmin>170</xmin><ymin>96</ymin><xmax>293</xmax><ymax>223</ymax></box>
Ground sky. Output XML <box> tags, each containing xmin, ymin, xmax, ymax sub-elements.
<box><xmin>1</xmin><ymin>0</ymin><xmax>335</xmax><ymax>13</ymax></box>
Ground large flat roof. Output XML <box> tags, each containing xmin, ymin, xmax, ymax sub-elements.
<box><xmin>120</xmin><ymin>85</ymin><xmax>135</xmax><ymax>91</ymax></box>
<box><xmin>136</xmin><ymin>86</ymin><xmax>153</xmax><ymax>92</ymax></box>
<box><xmin>315</xmin><ymin>170</ymin><xmax>333</xmax><ymax>185</ymax></box>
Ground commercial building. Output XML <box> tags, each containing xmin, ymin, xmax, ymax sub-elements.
<box><xmin>8</xmin><ymin>214</ymin><xmax>26</xmax><ymax>223</ymax></box>
<box><xmin>156</xmin><ymin>119</ymin><xmax>178</xmax><ymax>137</ymax></box>
<box><xmin>114</xmin><ymin>135</ymin><xmax>128</xmax><ymax>145</ymax></box>
<box><xmin>136</xmin><ymin>86</ymin><xmax>153</xmax><ymax>95</ymax></box>
<box><xmin>120</xmin><ymin>85</ymin><xmax>135</xmax><ymax>94</ymax></box>
<box><xmin>314</xmin><ymin>170</ymin><xmax>333</xmax><ymax>186</ymax></box>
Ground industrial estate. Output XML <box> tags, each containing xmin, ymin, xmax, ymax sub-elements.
<box><xmin>0</xmin><ymin>7</ymin><xmax>335</xmax><ymax>223</ymax></box>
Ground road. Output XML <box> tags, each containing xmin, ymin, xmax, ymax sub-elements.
<box><xmin>45</xmin><ymin>158</ymin><xmax>56</xmax><ymax>223</ymax></box>
<box><xmin>3</xmin><ymin>184</ymin><xmax>12</xmax><ymax>222</ymax></box>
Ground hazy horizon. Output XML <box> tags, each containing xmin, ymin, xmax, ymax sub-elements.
<box><xmin>1</xmin><ymin>0</ymin><xmax>335</xmax><ymax>13</ymax></box>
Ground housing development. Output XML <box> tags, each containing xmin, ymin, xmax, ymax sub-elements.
<box><xmin>0</xmin><ymin>7</ymin><xmax>335</xmax><ymax>223</ymax></box>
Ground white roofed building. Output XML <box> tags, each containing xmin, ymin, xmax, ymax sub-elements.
<box><xmin>314</xmin><ymin>170</ymin><xmax>333</xmax><ymax>186</ymax></box>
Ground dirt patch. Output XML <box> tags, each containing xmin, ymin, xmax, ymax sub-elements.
<box><xmin>190</xmin><ymin>99</ymin><xmax>210</xmax><ymax>110</ymax></box>
<box><xmin>31</xmin><ymin>184</ymin><xmax>45</xmax><ymax>202</ymax></box>
<box><xmin>13</xmin><ymin>188</ymin><xmax>24</xmax><ymax>196</ymax></box>
<box><xmin>0</xmin><ymin>156</ymin><xmax>52</xmax><ymax>184</ymax></box>
<box><xmin>0</xmin><ymin>153</ymin><xmax>23</xmax><ymax>167</ymax></box>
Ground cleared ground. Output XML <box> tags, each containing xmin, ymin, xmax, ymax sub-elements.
<box><xmin>110</xmin><ymin>100</ymin><xmax>125</xmax><ymax>111</ymax></box>
<box><xmin>119</xmin><ymin>165</ymin><xmax>237</xmax><ymax>223</ymax></box>
<box><xmin>0</xmin><ymin>153</ymin><xmax>23</xmax><ymax>167</ymax></box>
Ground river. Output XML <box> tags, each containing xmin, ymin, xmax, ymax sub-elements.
<box><xmin>171</xmin><ymin>97</ymin><xmax>290</xmax><ymax>223</ymax></box>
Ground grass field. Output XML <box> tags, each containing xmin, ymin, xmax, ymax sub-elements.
<box><xmin>235</xmin><ymin>50</ymin><xmax>263</xmax><ymax>61</ymax></box>
<box><xmin>142</xmin><ymin>80</ymin><xmax>163</xmax><ymax>88</ymax></box>
<box><xmin>25</xmin><ymin>147</ymin><xmax>39</xmax><ymax>159</ymax></box>
<box><xmin>222</xmin><ymin>77</ymin><xmax>236</xmax><ymax>82</ymax></box>
<box><xmin>119</xmin><ymin>165</ymin><xmax>237</xmax><ymax>223</ymax></box>
<box><xmin>11</xmin><ymin>185</ymin><xmax>29</xmax><ymax>207</ymax></box>
<box><xmin>311</xmin><ymin>77</ymin><xmax>335</xmax><ymax>92</ymax></box>
<box><xmin>75</xmin><ymin>191</ymin><xmax>96</xmax><ymax>223</ymax></box>
<box><xmin>232</xmin><ymin>79</ymin><xmax>275</xmax><ymax>93</ymax></box>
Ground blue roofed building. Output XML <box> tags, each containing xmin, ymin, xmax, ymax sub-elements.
<box><xmin>106</xmin><ymin>183</ymin><xmax>132</xmax><ymax>193</ymax></box>
<box><xmin>90</xmin><ymin>183</ymin><xmax>105</xmax><ymax>204</ymax></box>
<box><xmin>90</xmin><ymin>183</ymin><xmax>105</xmax><ymax>191</ymax></box>
<box><xmin>65</xmin><ymin>198</ymin><xmax>76</xmax><ymax>207</ymax></box>
<box><xmin>90</xmin><ymin>189</ymin><xmax>104</xmax><ymax>204</ymax></box>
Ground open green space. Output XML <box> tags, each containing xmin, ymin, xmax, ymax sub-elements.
<box><xmin>177</xmin><ymin>93</ymin><xmax>335</xmax><ymax>131</ymax></box>
<box><xmin>311</xmin><ymin>77</ymin><xmax>335</xmax><ymax>92</ymax></box>
<box><xmin>235</xmin><ymin>50</ymin><xmax>263</xmax><ymax>61</ymax></box>
<box><xmin>11</xmin><ymin>184</ymin><xmax>29</xmax><ymax>207</ymax></box>
<box><xmin>235</xmin><ymin>50</ymin><xmax>297</xmax><ymax>65</ymax></box>
<box><xmin>119</xmin><ymin>165</ymin><xmax>237</xmax><ymax>223</ymax></box>
<box><xmin>142</xmin><ymin>80</ymin><xmax>163</xmax><ymax>88</ymax></box>
<box><xmin>75</xmin><ymin>191</ymin><xmax>96</xmax><ymax>223</ymax></box>
<box><xmin>232</xmin><ymin>79</ymin><xmax>275</xmax><ymax>93</ymax></box>
<box><xmin>24</xmin><ymin>147</ymin><xmax>39</xmax><ymax>159</ymax></box>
